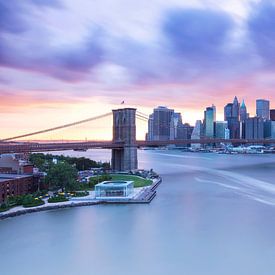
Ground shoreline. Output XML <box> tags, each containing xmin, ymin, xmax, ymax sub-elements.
<box><xmin>0</xmin><ymin>177</ymin><xmax>162</xmax><ymax>221</ymax></box>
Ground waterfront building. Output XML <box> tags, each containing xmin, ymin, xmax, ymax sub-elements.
<box><xmin>177</xmin><ymin>123</ymin><xmax>194</xmax><ymax>140</ymax></box>
<box><xmin>263</xmin><ymin>120</ymin><xmax>272</xmax><ymax>138</ymax></box>
<box><xmin>146</xmin><ymin>114</ymin><xmax>154</xmax><ymax>141</ymax></box>
<box><xmin>151</xmin><ymin>106</ymin><xmax>174</xmax><ymax>141</ymax></box>
<box><xmin>232</xmin><ymin>96</ymin><xmax>240</xmax><ymax>119</ymax></box>
<box><xmin>95</xmin><ymin>180</ymin><xmax>134</xmax><ymax>198</ymax></box>
<box><xmin>272</xmin><ymin>121</ymin><xmax>275</xmax><ymax>138</ymax></box>
<box><xmin>214</xmin><ymin>121</ymin><xmax>228</xmax><ymax>139</ymax></box>
<box><xmin>225</xmin><ymin>128</ymin><xmax>230</xmax><ymax>139</ymax></box>
<box><xmin>0</xmin><ymin>174</ymin><xmax>38</xmax><ymax>203</ymax></box>
<box><xmin>170</xmin><ymin>112</ymin><xmax>182</xmax><ymax>140</ymax></box>
<box><xmin>270</xmin><ymin>109</ymin><xmax>275</xmax><ymax>121</ymax></box>
<box><xmin>256</xmin><ymin>99</ymin><xmax>270</xmax><ymax>120</ymax></box>
<box><xmin>204</xmin><ymin>105</ymin><xmax>216</xmax><ymax>138</ymax></box>
<box><xmin>245</xmin><ymin>117</ymin><xmax>264</xmax><ymax>139</ymax></box>
<box><xmin>240</xmin><ymin>100</ymin><xmax>248</xmax><ymax>122</ymax></box>
<box><xmin>224</xmin><ymin>97</ymin><xmax>240</xmax><ymax>139</ymax></box>
<box><xmin>224</xmin><ymin>103</ymin><xmax>233</xmax><ymax>121</ymax></box>
<box><xmin>191</xmin><ymin>120</ymin><xmax>203</xmax><ymax>149</ymax></box>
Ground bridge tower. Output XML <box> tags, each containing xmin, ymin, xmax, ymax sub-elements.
<box><xmin>111</xmin><ymin>108</ymin><xmax>138</xmax><ymax>171</ymax></box>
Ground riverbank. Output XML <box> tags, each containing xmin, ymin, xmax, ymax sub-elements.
<box><xmin>0</xmin><ymin>177</ymin><xmax>162</xmax><ymax>220</ymax></box>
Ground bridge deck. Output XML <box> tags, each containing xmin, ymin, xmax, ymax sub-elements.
<box><xmin>0</xmin><ymin>139</ymin><xmax>275</xmax><ymax>154</ymax></box>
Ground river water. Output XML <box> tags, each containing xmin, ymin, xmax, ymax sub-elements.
<box><xmin>1</xmin><ymin>150</ymin><xmax>275</xmax><ymax>275</ymax></box>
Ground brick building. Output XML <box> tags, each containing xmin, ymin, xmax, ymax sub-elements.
<box><xmin>0</xmin><ymin>174</ymin><xmax>38</xmax><ymax>203</ymax></box>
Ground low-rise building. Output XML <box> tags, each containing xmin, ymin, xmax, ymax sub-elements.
<box><xmin>0</xmin><ymin>154</ymin><xmax>34</xmax><ymax>174</ymax></box>
<box><xmin>0</xmin><ymin>174</ymin><xmax>38</xmax><ymax>203</ymax></box>
<box><xmin>95</xmin><ymin>180</ymin><xmax>134</xmax><ymax>198</ymax></box>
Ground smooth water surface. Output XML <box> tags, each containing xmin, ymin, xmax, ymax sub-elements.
<box><xmin>1</xmin><ymin>150</ymin><xmax>275</xmax><ymax>275</ymax></box>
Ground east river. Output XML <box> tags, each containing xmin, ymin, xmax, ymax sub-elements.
<box><xmin>1</xmin><ymin>150</ymin><xmax>275</xmax><ymax>275</ymax></box>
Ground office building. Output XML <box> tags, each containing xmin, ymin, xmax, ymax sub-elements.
<box><xmin>214</xmin><ymin>121</ymin><xmax>228</xmax><ymax>139</ymax></box>
<box><xmin>232</xmin><ymin>96</ymin><xmax>240</xmax><ymax>119</ymax></box>
<box><xmin>177</xmin><ymin>123</ymin><xmax>194</xmax><ymax>140</ymax></box>
<box><xmin>245</xmin><ymin>117</ymin><xmax>264</xmax><ymax>139</ymax></box>
<box><xmin>151</xmin><ymin>106</ymin><xmax>174</xmax><ymax>141</ymax></box>
<box><xmin>240</xmin><ymin>100</ymin><xmax>248</xmax><ymax>122</ymax></box>
<box><xmin>256</xmin><ymin>99</ymin><xmax>270</xmax><ymax>120</ymax></box>
<box><xmin>224</xmin><ymin>97</ymin><xmax>241</xmax><ymax>139</ymax></box>
<box><xmin>170</xmin><ymin>112</ymin><xmax>182</xmax><ymax>140</ymax></box>
<box><xmin>204</xmin><ymin>105</ymin><xmax>216</xmax><ymax>138</ymax></box>
<box><xmin>271</xmin><ymin>121</ymin><xmax>275</xmax><ymax>138</ymax></box>
<box><xmin>224</xmin><ymin>103</ymin><xmax>233</xmax><ymax>121</ymax></box>
<box><xmin>270</xmin><ymin>109</ymin><xmax>275</xmax><ymax>121</ymax></box>
<box><xmin>264</xmin><ymin>120</ymin><xmax>272</xmax><ymax>138</ymax></box>
<box><xmin>225</xmin><ymin>128</ymin><xmax>230</xmax><ymax>139</ymax></box>
<box><xmin>191</xmin><ymin>120</ymin><xmax>203</xmax><ymax>149</ymax></box>
<box><xmin>146</xmin><ymin>114</ymin><xmax>154</xmax><ymax>141</ymax></box>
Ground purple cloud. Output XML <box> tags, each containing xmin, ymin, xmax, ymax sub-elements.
<box><xmin>248</xmin><ymin>1</ymin><xmax>275</xmax><ymax>65</ymax></box>
<box><xmin>162</xmin><ymin>8</ymin><xmax>234</xmax><ymax>62</ymax></box>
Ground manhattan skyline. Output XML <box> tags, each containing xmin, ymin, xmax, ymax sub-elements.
<box><xmin>1</xmin><ymin>0</ymin><xmax>275</xmax><ymax>139</ymax></box>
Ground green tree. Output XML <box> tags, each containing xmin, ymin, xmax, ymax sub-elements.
<box><xmin>45</xmin><ymin>162</ymin><xmax>78</xmax><ymax>191</ymax></box>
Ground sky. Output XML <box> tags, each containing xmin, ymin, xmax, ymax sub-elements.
<box><xmin>0</xmin><ymin>0</ymin><xmax>275</xmax><ymax>140</ymax></box>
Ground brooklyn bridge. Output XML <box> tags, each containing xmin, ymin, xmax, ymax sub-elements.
<box><xmin>1</xmin><ymin>108</ymin><xmax>275</xmax><ymax>171</ymax></box>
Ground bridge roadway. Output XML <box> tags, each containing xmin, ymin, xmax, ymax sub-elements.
<box><xmin>0</xmin><ymin>139</ymin><xmax>275</xmax><ymax>154</ymax></box>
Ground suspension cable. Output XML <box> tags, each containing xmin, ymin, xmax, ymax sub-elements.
<box><xmin>136</xmin><ymin>111</ymin><xmax>149</xmax><ymax>120</ymax></box>
<box><xmin>1</xmin><ymin>112</ymin><xmax>112</xmax><ymax>141</ymax></box>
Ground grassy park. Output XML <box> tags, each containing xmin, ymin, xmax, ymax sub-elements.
<box><xmin>110</xmin><ymin>174</ymin><xmax>152</xmax><ymax>188</ymax></box>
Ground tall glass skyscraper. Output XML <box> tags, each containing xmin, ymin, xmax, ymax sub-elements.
<box><xmin>204</xmin><ymin>105</ymin><xmax>216</xmax><ymax>138</ymax></box>
<box><xmin>256</xmin><ymin>99</ymin><xmax>270</xmax><ymax>120</ymax></box>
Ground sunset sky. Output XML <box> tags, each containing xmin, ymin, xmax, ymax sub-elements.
<box><xmin>1</xmin><ymin>0</ymin><xmax>275</xmax><ymax>140</ymax></box>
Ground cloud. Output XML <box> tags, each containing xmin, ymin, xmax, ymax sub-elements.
<box><xmin>247</xmin><ymin>1</ymin><xmax>275</xmax><ymax>65</ymax></box>
<box><xmin>162</xmin><ymin>8</ymin><xmax>234</xmax><ymax>61</ymax></box>
<box><xmin>0</xmin><ymin>27</ymin><xmax>105</xmax><ymax>81</ymax></box>
<box><xmin>0</xmin><ymin>0</ymin><xmax>275</xmax><ymax>110</ymax></box>
<box><xmin>0</xmin><ymin>0</ymin><xmax>63</xmax><ymax>34</ymax></box>
<box><xmin>0</xmin><ymin>2</ymin><xmax>28</xmax><ymax>33</ymax></box>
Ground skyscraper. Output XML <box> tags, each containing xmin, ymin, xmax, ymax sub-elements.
<box><xmin>204</xmin><ymin>105</ymin><xmax>216</xmax><ymax>138</ymax></box>
<box><xmin>256</xmin><ymin>99</ymin><xmax>270</xmax><ymax>120</ymax></box>
<box><xmin>240</xmin><ymin>100</ymin><xmax>248</xmax><ymax>122</ymax></box>
<box><xmin>232</xmin><ymin>96</ymin><xmax>240</xmax><ymax>119</ymax></box>
<box><xmin>245</xmin><ymin>117</ymin><xmax>264</xmax><ymax>139</ymax></box>
<box><xmin>224</xmin><ymin>103</ymin><xmax>233</xmax><ymax>121</ymax></box>
<box><xmin>170</xmin><ymin>112</ymin><xmax>182</xmax><ymax>140</ymax></box>
<box><xmin>272</xmin><ymin>121</ymin><xmax>275</xmax><ymax>138</ymax></box>
<box><xmin>224</xmin><ymin>97</ymin><xmax>240</xmax><ymax>139</ymax></box>
<box><xmin>240</xmin><ymin>100</ymin><xmax>248</xmax><ymax>138</ymax></box>
<box><xmin>214</xmin><ymin>121</ymin><xmax>228</xmax><ymax>139</ymax></box>
<box><xmin>270</xmin><ymin>109</ymin><xmax>275</xmax><ymax>121</ymax></box>
<box><xmin>152</xmin><ymin>106</ymin><xmax>174</xmax><ymax>141</ymax></box>
<box><xmin>191</xmin><ymin>120</ymin><xmax>203</xmax><ymax>149</ymax></box>
<box><xmin>146</xmin><ymin>114</ymin><xmax>154</xmax><ymax>141</ymax></box>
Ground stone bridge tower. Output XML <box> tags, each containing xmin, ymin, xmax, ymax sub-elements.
<box><xmin>111</xmin><ymin>108</ymin><xmax>138</xmax><ymax>171</ymax></box>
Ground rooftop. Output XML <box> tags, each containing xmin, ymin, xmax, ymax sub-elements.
<box><xmin>95</xmin><ymin>180</ymin><xmax>133</xmax><ymax>187</ymax></box>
